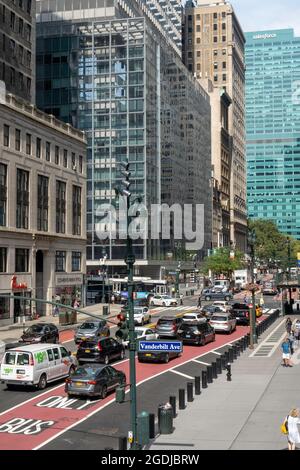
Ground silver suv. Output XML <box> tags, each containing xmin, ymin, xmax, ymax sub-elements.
<box><xmin>209</xmin><ymin>313</ymin><xmax>237</xmax><ymax>334</ymax></box>
<box><xmin>74</xmin><ymin>320</ymin><xmax>110</xmax><ymax>344</ymax></box>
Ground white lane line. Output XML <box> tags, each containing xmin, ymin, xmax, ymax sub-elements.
<box><xmin>192</xmin><ymin>359</ymin><xmax>210</xmax><ymax>366</ymax></box>
<box><xmin>249</xmin><ymin>318</ymin><xmax>286</xmax><ymax>357</ymax></box>
<box><xmin>34</xmin><ymin>335</ymin><xmax>244</xmax><ymax>450</ymax></box>
<box><xmin>210</xmin><ymin>351</ymin><xmax>222</xmax><ymax>356</ymax></box>
<box><xmin>169</xmin><ymin>370</ymin><xmax>194</xmax><ymax>380</ymax></box>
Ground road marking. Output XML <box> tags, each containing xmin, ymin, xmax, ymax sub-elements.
<box><xmin>169</xmin><ymin>370</ymin><xmax>194</xmax><ymax>380</ymax></box>
<box><xmin>249</xmin><ymin>318</ymin><xmax>286</xmax><ymax>357</ymax></box>
<box><xmin>192</xmin><ymin>359</ymin><xmax>210</xmax><ymax>366</ymax></box>
<box><xmin>210</xmin><ymin>351</ymin><xmax>222</xmax><ymax>356</ymax></box>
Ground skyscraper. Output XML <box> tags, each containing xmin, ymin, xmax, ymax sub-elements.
<box><xmin>183</xmin><ymin>0</ymin><xmax>247</xmax><ymax>251</ymax></box>
<box><xmin>0</xmin><ymin>0</ymin><xmax>36</xmax><ymax>102</ymax></box>
<box><xmin>245</xmin><ymin>29</ymin><xmax>300</xmax><ymax>238</ymax></box>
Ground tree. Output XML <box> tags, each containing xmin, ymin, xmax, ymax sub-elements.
<box><xmin>202</xmin><ymin>248</ymin><xmax>245</xmax><ymax>278</ymax></box>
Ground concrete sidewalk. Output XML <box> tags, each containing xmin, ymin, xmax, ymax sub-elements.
<box><xmin>150</xmin><ymin>317</ymin><xmax>297</xmax><ymax>450</ymax></box>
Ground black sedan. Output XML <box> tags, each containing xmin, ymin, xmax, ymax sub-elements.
<box><xmin>19</xmin><ymin>323</ymin><xmax>59</xmax><ymax>344</ymax></box>
<box><xmin>65</xmin><ymin>364</ymin><xmax>126</xmax><ymax>398</ymax></box>
<box><xmin>77</xmin><ymin>337</ymin><xmax>125</xmax><ymax>365</ymax></box>
<box><xmin>177</xmin><ymin>321</ymin><xmax>215</xmax><ymax>345</ymax></box>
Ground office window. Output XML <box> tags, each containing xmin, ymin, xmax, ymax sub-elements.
<box><xmin>37</xmin><ymin>175</ymin><xmax>48</xmax><ymax>232</ymax></box>
<box><xmin>15</xmin><ymin>128</ymin><xmax>21</xmax><ymax>151</ymax></box>
<box><xmin>214</xmin><ymin>74</ymin><xmax>218</xmax><ymax>82</ymax></box>
<box><xmin>188</xmin><ymin>64</ymin><xmax>192</xmax><ymax>71</ymax></box>
<box><xmin>10</xmin><ymin>11</ymin><xmax>15</xmax><ymax>30</ymax></box>
<box><xmin>197</xmin><ymin>63</ymin><xmax>201</xmax><ymax>71</ymax></box>
<box><xmin>46</xmin><ymin>141</ymin><xmax>50</xmax><ymax>161</ymax></box>
<box><xmin>73</xmin><ymin>185</ymin><xmax>81</xmax><ymax>236</ymax></box>
<box><xmin>222</xmin><ymin>49</ymin><xmax>226</xmax><ymax>55</ymax></box>
<box><xmin>0</xmin><ymin>247</ymin><xmax>7</xmax><ymax>272</ymax></box>
<box><xmin>79</xmin><ymin>155</ymin><xmax>83</xmax><ymax>173</ymax></box>
<box><xmin>16</xmin><ymin>169</ymin><xmax>29</xmax><ymax>229</ymax></box>
<box><xmin>10</xmin><ymin>67</ymin><xmax>15</xmax><ymax>85</ymax></box>
<box><xmin>26</xmin><ymin>50</ymin><xmax>31</xmax><ymax>67</ymax></box>
<box><xmin>197</xmin><ymin>51</ymin><xmax>201</xmax><ymax>58</ymax></box>
<box><xmin>26</xmin><ymin>77</ymin><xmax>31</xmax><ymax>94</ymax></box>
<box><xmin>19</xmin><ymin>18</ymin><xmax>23</xmax><ymax>35</ymax></box>
<box><xmin>214</xmin><ymin>50</ymin><xmax>218</xmax><ymax>56</ymax></box>
<box><xmin>222</xmin><ymin>61</ymin><xmax>226</xmax><ymax>69</ymax></box>
<box><xmin>214</xmin><ymin>62</ymin><xmax>218</xmax><ymax>70</ymax></box>
<box><xmin>223</xmin><ymin>74</ymin><xmax>227</xmax><ymax>81</ymax></box>
<box><xmin>222</xmin><ymin>23</ymin><xmax>226</xmax><ymax>30</ymax></box>
<box><xmin>222</xmin><ymin>12</ymin><xmax>226</xmax><ymax>18</ymax></box>
<box><xmin>0</xmin><ymin>163</ymin><xmax>7</xmax><ymax>226</ymax></box>
<box><xmin>15</xmin><ymin>248</ymin><xmax>29</xmax><ymax>272</ymax></box>
<box><xmin>63</xmin><ymin>149</ymin><xmax>68</xmax><ymax>168</ymax></box>
<box><xmin>56</xmin><ymin>181</ymin><xmax>66</xmax><ymax>233</ymax></box>
<box><xmin>196</xmin><ymin>37</ymin><xmax>201</xmax><ymax>44</ymax></box>
<box><xmin>18</xmin><ymin>45</ymin><xmax>24</xmax><ymax>63</ymax></box>
<box><xmin>55</xmin><ymin>145</ymin><xmax>59</xmax><ymax>164</ymax></box>
<box><xmin>213</xmin><ymin>37</ymin><xmax>218</xmax><ymax>43</ymax></box>
<box><xmin>222</xmin><ymin>36</ymin><xmax>226</xmax><ymax>42</ymax></box>
<box><xmin>25</xmin><ymin>24</ymin><xmax>31</xmax><ymax>41</ymax></box>
<box><xmin>213</xmin><ymin>24</ymin><xmax>218</xmax><ymax>31</ymax></box>
<box><xmin>26</xmin><ymin>133</ymin><xmax>31</xmax><ymax>155</ymax></box>
<box><xmin>19</xmin><ymin>0</ymin><xmax>23</xmax><ymax>8</ymax></box>
<box><xmin>196</xmin><ymin>25</ymin><xmax>201</xmax><ymax>32</ymax></box>
<box><xmin>213</xmin><ymin>13</ymin><xmax>218</xmax><ymax>19</ymax></box>
<box><xmin>36</xmin><ymin>137</ymin><xmax>41</xmax><ymax>158</ymax></box>
<box><xmin>19</xmin><ymin>72</ymin><xmax>24</xmax><ymax>90</ymax></box>
<box><xmin>72</xmin><ymin>152</ymin><xmax>76</xmax><ymax>168</ymax></box>
<box><xmin>27</xmin><ymin>0</ymin><xmax>31</xmax><ymax>13</ymax></box>
<box><xmin>55</xmin><ymin>251</ymin><xmax>66</xmax><ymax>272</ymax></box>
<box><xmin>72</xmin><ymin>252</ymin><xmax>81</xmax><ymax>272</ymax></box>
<box><xmin>3</xmin><ymin>124</ymin><xmax>9</xmax><ymax>147</ymax></box>
<box><xmin>196</xmin><ymin>14</ymin><xmax>200</xmax><ymax>20</ymax></box>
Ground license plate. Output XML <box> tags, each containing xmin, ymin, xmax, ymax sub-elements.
<box><xmin>186</xmin><ymin>335</ymin><xmax>191</xmax><ymax>338</ymax></box>
<box><xmin>75</xmin><ymin>382</ymin><xmax>84</xmax><ymax>387</ymax></box>
<box><xmin>85</xmin><ymin>349</ymin><xmax>91</xmax><ymax>353</ymax></box>
<box><xmin>81</xmin><ymin>337</ymin><xmax>87</xmax><ymax>341</ymax></box>
<box><xmin>16</xmin><ymin>370</ymin><xmax>25</xmax><ymax>374</ymax></box>
<box><xmin>145</xmin><ymin>353</ymin><xmax>152</xmax><ymax>357</ymax></box>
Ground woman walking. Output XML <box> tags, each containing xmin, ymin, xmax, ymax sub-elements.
<box><xmin>287</xmin><ymin>409</ymin><xmax>300</xmax><ymax>450</ymax></box>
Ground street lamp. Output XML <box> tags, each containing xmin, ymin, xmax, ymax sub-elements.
<box><xmin>115</xmin><ymin>159</ymin><xmax>138</xmax><ymax>450</ymax></box>
<box><xmin>100</xmin><ymin>247</ymin><xmax>107</xmax><ymax>304</ymax></box>
<box><xmin>175</xmin><ymin>262</ymin><xmax>181</xmax><ymax>298</ymax></box>
<box><xmin>248</xmin><ymin>228</ymin><xmax>257</xmax><ymax>348</ymax></box>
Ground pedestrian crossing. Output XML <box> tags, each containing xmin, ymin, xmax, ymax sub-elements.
<box><xmin>150</xmin><ymin>305</ymin><xmax>196</xmax><ymax>314</ymax></box>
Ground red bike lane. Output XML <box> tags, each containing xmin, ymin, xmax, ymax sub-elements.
<box><xmin>0</xmin><ymin>326</ymin><xmax>249</xmax><ymax>450</ymax></box>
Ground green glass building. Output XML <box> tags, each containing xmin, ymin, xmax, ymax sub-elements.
<box><xmin>245</xmin><ymin>29</ymin><xmax>300</xmax><ymax>238</ymax></box>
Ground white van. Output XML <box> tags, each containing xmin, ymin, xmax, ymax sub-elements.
<box><xmin>0</xmin><ymin>344</ymin><xmax>77</xmax><ymax>390</ymax></box>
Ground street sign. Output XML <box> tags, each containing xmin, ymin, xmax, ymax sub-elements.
<box><xmin>138</xmin><ymin>340</ymin><xmax>183</xmax><ymax>353</ymax></box>
<box><xmin>168</xmin><ymin>271</ymin><xmax>177</xmax><ymax>275</ymax></box>
<box><xmin>297</xmin><ymin>260</ymin><xmax>300</xmax><ymax>267</ymax></box>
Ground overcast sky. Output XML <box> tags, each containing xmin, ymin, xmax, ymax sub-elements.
<box><xmin>230</xmin><ymin>0</ymin><xmax>300</xmax><ymax>35</ymax></box>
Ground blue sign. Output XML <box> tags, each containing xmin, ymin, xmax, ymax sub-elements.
<box><xmin>138</xmin><ymin>341</ymin><xmax>183</xmax><ymax>353</ymax></box>
<box><xmin>298</xmin><ymin>260</ymin><xmax>300</xmax><ymax>267</ymax></box>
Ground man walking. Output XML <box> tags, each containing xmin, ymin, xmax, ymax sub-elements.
<box><xmin>197</xmin><ymin>294</ymin><xmax>202</xmax><ymax>309</ymax></box>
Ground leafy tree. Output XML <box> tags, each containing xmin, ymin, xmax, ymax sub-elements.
<box><xmin>202</xmin><ymin>247</ymin><xmax>245</xmax><ymax>278</ymax></box>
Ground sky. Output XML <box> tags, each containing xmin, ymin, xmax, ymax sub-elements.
<box><xmin>230</xmin><ymin>0</ymin><xmax>300</xmax><ymax>35</ymax></box>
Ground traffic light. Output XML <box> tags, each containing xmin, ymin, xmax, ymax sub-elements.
<box><xmin>115</xmin><ymin>319</ymin><xmax>129</xmax><ymax>341</ymax></box>
<box><xmin>120</xmin><ymin>159</ymin><xmax>131</xmax><ymax>197</ymax></box>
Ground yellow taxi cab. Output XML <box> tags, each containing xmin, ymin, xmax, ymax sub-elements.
<box><xmin>248</xmin><ymin>304</ymin><xmax>263</xmax><ymax>318</ymax></box>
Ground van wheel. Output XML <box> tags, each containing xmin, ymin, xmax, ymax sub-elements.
<box><xmin>104</xmin><ymin>355</ymin><xmax>109</xmax><ymax>365</ymax></box>
<box><xmin>225</xmin><ymin>296</ymin><xmax>230</xmax><ymax>301</ymax></box>
<box><xmin>69</xmin><ymin>365</ymin><xmax>75</xmax><ymax>376</ymax></box>
<box><xmin>164</xmin><ymin>353</ymin><xmax>169</xmax><ymax>363</ymax></box>
<box><xmin>101</xmin><ymin>385</ymin><xmax>107</xmax><ymax>399</ymax></box>
<box><xmin>205</xmin><ymin>296</ymin><xmax>211</xmax><ymax>301</ymax></box>
<box><xmin>38</xmin><ymin>374</ymin><xmax>47</xmax><ymax>390</ymax></box>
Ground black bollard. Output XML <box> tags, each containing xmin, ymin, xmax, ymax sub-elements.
<box><xmin>187</xmin><ymin>382</ymin><xmax>194</xmax><ymax>402</ymax></box>
<box><xmin>179</xmin><ymin>389</ymin><xmax>185</xmax><ymax>409</ymax></box>
<box><xmin>195</xmin><ymin>376</ymin><xmax>201</xmax><ymax>395</ymax></box>
<box><xmin>216</xmin><ymin>357</ymin><xmax>222</xmax><ymax>374</ymax></box>
<box><xmin>169</xmin><ymin>396</ymin><xmax>177</xmax><ymax>417</ymax></box>
<box><xmin>221</xmin><ymin>354</ymin><xmax>226</xmax><ymax>370</ymax></box>
<box><xmin>149</xmin><ymin>413</ymin><xmax>155</xmax><ymax>439</ymax></box>
<box><xmin>212</xmin><ymin>362</ymin><xmax>217</xmax><ymax>379</ymax></box>
<box><xmin>207</xmin><ymin>365</ymin><xmax>213</xmax><ymax>383</ymax></box>
<box><xmin>202</xmin><ymin>369</ymin><xmax>208</xmax><ymax>388</ymax></box>
<box><xmin>228</xmin><ymin>347</ymin><xmax>234</xmax><ymax>363</ymax></box>
<box><xmin>119</xmin><ymin>436</ymin><xmax>127</xmax><ymax>450</ymax></box>
<box><xmin>236</xmin><ymin>341</ymin><xmax>240</xmax><ymax>356</ymax></box>
<box><xmin>232</xmin><ymin>345</ymin><xmax>237</xmax><ymax>360</ymax></box>
<box><xmin>226</xmin><ymin>363</ymin><xmax>232</xmax><ymax>382</ymax></box>
<box><xmin>224</xmin><ymin>350</ymin><xmax>229</xmax><ymax>366</ymax></box>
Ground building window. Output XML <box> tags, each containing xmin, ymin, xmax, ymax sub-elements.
<box><xmin>46</xmin><ymin>141</ymin><xmax>50</xmax><ymax>161</ymax></box>
<box><xmin>18</xmin><ymin>45</ymin><xmax>24</xmax><ymax>63</ymax></box>
<box><xmin>19</xmin><ymin>18</ymin><xmax>23</xmax><ymax>35</ymax></box>
<box><xmin>214</xmin><ymin>62</ymin><xmax>218</xmax><ymax>70</ymax></box>
<box><xmin>37</xmin><ymin>175</ymin><xmax>48</xmax><ymax>232</ymax></box>
<box><xmin>16</xmin><ymin>169</ymin><xmax>29</xmax><ymax>229</ymax></box>
<box><xmin>19</xmin><ymin>72</ymin><xmax>24</xmax><ymax>91</ymax></box>
<box><xmin>63</xmin><ymin>149</ymin><xmax>68</xmax><ymax>168</ymax></box>
<box><xmin>72</xmin><ymin>152</ymin><xmax>76</xmax><ymax>168</ymax></box>
<box><xmin>3</xmin><ymin>124</ymin><xmax>9</xmax><ymax>147</ymax></box>
<box><xmin>196</xmin><ymin>37</ymin><xmax>201</xmax><ymax>44</ymax></box>
<box><xmin>55</xmin><ymin>145</ymin><xmax>59</xmax><ymax>164</ymax></box>
<box><xmin>188</xmin><ymin>64</ymin><xmax>193</xmax><ymax>72</ymax></box>
<box><xmin>26</xmin><ymin>77</ymin><xmax>31</xmax><ymax>95</ymax></box>
<box><xmin>27</xmin><ymin>0</ymin><xmax>31</xmax><ymax>14</ymax></box>
<box><xmin>222</xmin><ymin>36</ymin><xmax>226</xmax><ymax>42</ymax></box>
<box><xmin>222</xmin><ymin>49</ymin><xmax>226</xmax><ymax>55</ymax></box>
<box><xmin>72</xmin><ymin>252</ymin><xmax>81</xmax><ymax>272</ymax></box>
<box><xmin>213</xmin><ymin>37</ymin><xmax>218</xmax><ymax>43</ymax></box>
<box><xmin>79</xmin><ymin>155</ymin><xmax>83</xmax><ymax>173</ymax></box>
<box><xmin>10</xmin><ymin>11</ymin><xmax>15</xmax><ymax>30</ymax></box>
<box><xmin>26</xmin><ymin>133</ymin><xmax>31</xmax><ymax>155</ymax></box>
<box><xmin>222</xmin><ymin>23</ymin><xmax>226</xmax><ymax>30</ymax></box>
<box><xmin>0</xmin><ymin>163</ymin><xmax>7</xmax><ymax>226</ymax></box>
<box><xmin>25</xmin><ymin>24</ymin><xmax>31</xmax><ymax>41</ymax></box>
<box><xmin>15</xmin><ymin>248</ymin><xmax>29</xmax><ymax>272</ymax></box>
<box><xmin>55</xmin><ymin>251</ymin><xmax>66</xmax><ymax>272</ymax></box>
<box><xmin>197</xmin><ymin>51</ymin><xmax>201</xmax><ymax>58</ymax></box>
<box><xmin>213</xmin><ymin>24</ymin><xmax>218</xmax><ymax>31</ymax></box>
<box><xmin>0</xmin><ymin>247</ymin><xmax>7</xmax><ymax>272</ymax></box>
<box><xmin>213</xmin><ymin>13</ymin><xmax>218</xmax><ymax>19</ymax></box>
<box><xmin>56</xmin><ymin>181</ymin><xmax>66</xmax><ymax>233</ymax></box>
<box><xmin>196</xmin><ymin>25</ymin><xmax>201</xmax><ymax>32</ymax></box>
<box><xmin>36</xmin><ymin>137</ymin><xmax>41</xmax><ymax>158</ymax></box>
<box><xmin>73</xmin><ymin>185</ymin><xmax>81</xmax><ymax>236</ymax></box>
<box><xmin>196</xmin><ymin>14</ymin><xmax>200</xmax><ymax>20</ymax></box>
<box><xmin>214</xmin><ymin>75</ymin><xmax>218</xmax><ymax>82</ymax></box>
<box><xmin>10</xmin><ymin>67</ymin><xmax>15</xmax><ymax>85</ymax></box>
<box><xmin>222</xmin><ymin>12</ymin><xmax>226</xmax><ymax>18</ymax></box>
<box><xmin>223</xmin><ymin>74</ymin><xmax>227</xmax><ymax>81</ymax></box>
<box><xmin>26</xmin><ymin>50</ymin><xmax>31</xmax><ymax>67</ymax></box>
<box><xmin>19</xmin><ymin>0</ymin><xmax>23</xmax><ymax>8</ymax></box>
<box><xmin>0</xmin><ymin>295</ymin><xmax>9</xmax><ymax>320</ymax></box>
<box><xmin>15</xmin><ymin>129</ymin><xmax>21</xmax><ymax>151</ymax></box>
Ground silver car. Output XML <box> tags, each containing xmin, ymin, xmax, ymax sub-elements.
<box><xmin>209</xmin><ymin>313</ymin><xmax>237</xmax><ymax>334</ymax></box>
<box><xmin>74</xmin><ymin>320</ymin><xmax>110</xmax><ymax>344</ymax></box>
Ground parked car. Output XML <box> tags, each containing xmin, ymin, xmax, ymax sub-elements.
<box><xmin>74</xmin><ymin>320</ymin><xmax>110</xmax><ymax>344</ymax></box>
<box><xmin>201</xmin><ymin>289</ymin><xmax>233</xmax><ymax>302</ymax></box>
<box><xmin>65</xmin><ymin>364</ymin><xmax>126</xmax><ymax>399</ymax></box>
<box><xmin>76</xmin><ymin>337</ymin><xmax>125</xmax><ymax>365</ymax></box>
<box><xmin>178</xmin><ymin>321</ymin><xmax>215</xmax><ymax>345</ymax></box>
<box><xmin>137</xmin><ymin>340</ymin><xmax>182</xmax><ymax>363</ymax></box>
<box><xmin>122</xmin><ymin>327</ymin><xmax>158</xmax><ymax>348</ymax></box>
<box><xmin>155</xmin><ymin>316</ymin><xmax>183</xmax><ymax>338</ymax></box>
<box><xmin>19</xmin><ymin>323</ymin><xmax>59</xmax><ymax>344</ymax></box>
<box><xmin>0</xmin><ymin>344</ymin><xmax>76</xmax><ymax>389</ymax></box>
<box><xmin>230</xmin><ymin>303</ymin><xmax>250</xmax><ymax>325</ymax></box>
<box><xmin>182</xmin><ymin>312</ymin><xmax>207</xmax><ymax>322</ymax></box>
<box><xmin>210</xmin><ymin>312</ymin><xmax>237</xmax><ymax>334</ymax></box>
<box><xmin>150</xmin><ymin>295</ymin><xmax>178</xmax><ymax>307</ymax></box>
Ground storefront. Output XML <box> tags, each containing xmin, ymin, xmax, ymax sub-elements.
<box><xmin>55</xmin><ymin>274</ymin><xmax>84</xmax><ymax>308</ymax></box>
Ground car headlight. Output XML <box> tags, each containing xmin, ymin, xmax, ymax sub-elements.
<box><xmin>34</xmin><ymin>337</ymin><xmax>41</xmax><ymax>342</ymax></box>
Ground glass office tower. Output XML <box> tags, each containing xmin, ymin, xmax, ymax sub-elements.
<box><xmin>245</xmin><ymin>29</ymin><xmax>300</xmax><ymax>238</ymax></box>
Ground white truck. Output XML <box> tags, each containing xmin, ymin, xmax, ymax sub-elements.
<box><xmin>233</xmin><ymin>270</ymin><xmax>249</xmax><ymax>290</ymax></box>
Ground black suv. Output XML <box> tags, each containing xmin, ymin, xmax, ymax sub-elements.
<box><xmin>155</xmin><ymin>316</ymin><xmax>183</xmax><ymax>338</ymax></box>
<box><xmin>230</xmin><ymin>303</ymin><xmax>250</xmax><ymax>325</ymax></box>
<box><xmin>77</xmin><ymin>337</ymin><xmax>125</xmax><ymax>365</ymax></box>
<box><xmin>178</xmin><ymin>321</ymin><xmax>215</xmax><ymax>345</ymax></box>
<box><xmin>19</xmin><ymin>323</ymin><xmax>59</xmax><ymax>344</ymax></box>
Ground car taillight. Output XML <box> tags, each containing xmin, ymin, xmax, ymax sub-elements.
<box><xmin>96</xmin><ymin>342</ymin><xmax>103</xmax><ymax>351</ymax></box>
<box><xmin>172</xmin><ymin>324</ymin><xmax>176</xmax><ymax>331</ymax></box>
<box><xmin>29</xmin><ymin>355</ymin><xmax>34</xmax><ymax>366</ymax></box>
<box><xmin>65</xmin><ymin>378</ymin><xmax>71</xmax><ymax>383</ymax></box>
<box><xmin>88</xmin><ymin>380</ymin><xmax>97</xmax><ymax>385</ymax></box>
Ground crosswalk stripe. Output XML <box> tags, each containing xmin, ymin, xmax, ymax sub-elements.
<box><xmin>192</xmin><ymin>359</ymin><xmax>210</xmax><ymax>366</ymax></box>
<box><xmin>170</xmin><ymin>370</ymin><xmax>194</xmax><ymax>380</ymax></box>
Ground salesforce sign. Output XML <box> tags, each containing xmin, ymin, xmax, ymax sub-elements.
<box><xmin>253</xmin><ymin>33</ymin><xmax>277</xmax><ymax>40</ymax></box>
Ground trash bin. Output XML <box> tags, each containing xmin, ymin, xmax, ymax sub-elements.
<box><xmin>103</xmin><ymin>305</ymin><xmax>109</xmax><ymax>316</ymax></box>
<box><xmin>59</xmin><ymin>312</ymin><xmax>68</xmax><ymax>325</ymax></box>
<box><xmin>70</xmin><ymin>311</ymin><xmax>77</xmax><ymax>324</ymax></box>
<box><xmin>158</xmin><ymin>403</ymin><xmax>173</xmax><ymax>434</ymax></box>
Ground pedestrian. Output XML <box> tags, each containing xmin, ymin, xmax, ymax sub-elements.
<box><xmin>286</xmin><ymin>409</ymin><xmax>300</xmax><ymax>450</ymax></box>
<box><xmin>288</xmin><ymin>331</ymin><xmax>295</xmax><ymax>356</ymax></box>
<box><xmin>243</xmin><ymin>294</ymin><xmax>248</xmax><ymax>304</ymax></box>
<box><xmin>281</xmin><ymin>337</ymin><xmax>292</xmax><ymax>367</ymax></box>
<box><xmin>286</xmin><ymin>317</ymin><xmax>293</xmax><ymax>334</ymax></box>
<box><xmin>197</xmin><ymin>295</ymin><xmax>202</xmax><ymax>309</ymax></box>
<box><xmin>111</xmin><ymin>294</ymin><xmax>115</xmax><ymax>304</ymax></box>
<box><xmin>179</xmin><ymin>293</ymin><xmax>183</xmax><ymax>305</ymax></box>
<box><xmin>53</xmin><ymin>305</ymin><xmax>59</xmax><ymax>317</ymax></box>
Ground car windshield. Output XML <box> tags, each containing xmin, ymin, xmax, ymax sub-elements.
<box><xmin>183</xmin><ymin>315</ymin><xmax>197</xmax><ymax>320</ymax></box>
<box><xmin>162</xmin><ymin>296</ymin><xmax>171</xmax><ymax>299</ymax></box>
<box><xmin>211</xmin><ymin>316</ymin><xmax>227</xmax><ymax>321</ymax></box>
<box><xmin>73</xmin><ymin>366</ymin><xmax>98</xmax><ymax>378</ymax></box>
<box><xmin>157</xmin><ymin>320</ymin><xmax>172</xmax><ymax>326</ymax></box>
<box><xmin>26</xmin><ymin>325</ymin><xmax>44</xmax><ymax>334</ymax></box>
<box><xmin>134</xmin><ymin>309</ymin><xmax>143</xmax><ymax>315</ymax></box>
<box><xmin>232</xmin><ymin>304</ymin><xmax>248</xmax><ymax>310</ymax></box>
<box><xmin>182</xmin><ymin>324</ymin><xmax>198</xmax><ymax>331</ymax></box>
<box><xmin>80</xmin><ymin>322</ymin><xmax>98</xmax><ymax>330</ymax></box>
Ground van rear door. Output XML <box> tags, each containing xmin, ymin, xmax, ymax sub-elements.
<box><xmin>1</xmin><ymin>351</ymin><xmax>34</xmax><ymax>382</ymax></box>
